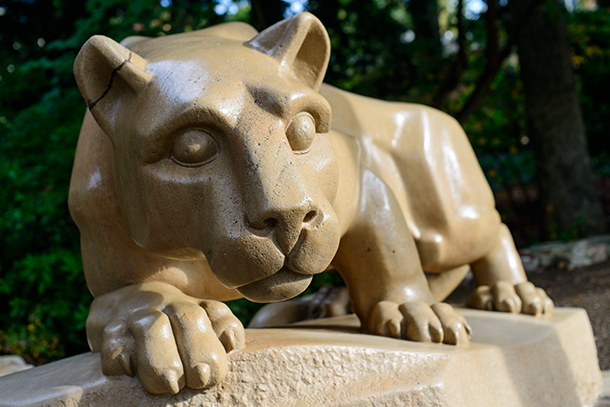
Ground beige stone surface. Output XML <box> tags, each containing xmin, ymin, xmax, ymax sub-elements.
<box><xmin>595</xmin><ymin>370</ymin><xmax>610</xmax><ymax>407</ymax></box>
<box><xmin>0</xmin><ymin>307</ymin><xmax>602</xmax><ymax>407</ymax></box>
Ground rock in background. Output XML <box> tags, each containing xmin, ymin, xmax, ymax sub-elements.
<box><xmin>0</xmin><ymin>356</ymin><xmax>33</xmax><ymax>377</ymax></box>
<box><xmin>520</xmin><ymin>235</ymin><xmax>610</xmax><ymax>271</ymax></box>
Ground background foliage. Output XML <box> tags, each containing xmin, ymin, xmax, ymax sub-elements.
<box><xmin>1</xmin><ymin>0</ymin><xmax>609</xmax><ymax>364</ymax></box>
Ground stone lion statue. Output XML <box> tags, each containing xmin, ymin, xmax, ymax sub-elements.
<box><xmin>70</xmin><ymin>12</ymin><xmax>552</xmax><ymax>394</ymax></box>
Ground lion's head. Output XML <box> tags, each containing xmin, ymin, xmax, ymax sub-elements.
<box><xmin>74</xmin><ymin>13</ymin><xmax>341</xmax><ymax>302</ymax></box>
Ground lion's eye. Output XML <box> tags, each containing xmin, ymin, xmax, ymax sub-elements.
<box><xmin>171</xmin><ymin>129</ymin><xmax>218</xmax><ymax>166</ymax></box>
<box><xmin>286</xmin><ymin>113</ymin><xmax>316</xmax><ymax>152</ymax></box>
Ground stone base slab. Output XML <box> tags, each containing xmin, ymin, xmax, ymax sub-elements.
<box><xmin>0</xmin><ymin>307</ymin><xmax>602</xmax><ymax>406</ymax></box>
<box><xmin>595</xmin><ymin>371</ymin><xmax>610</xmax><ymax>406</ymax></box>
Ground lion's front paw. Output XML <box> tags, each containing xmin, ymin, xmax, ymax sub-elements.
<box><xmin>365</xmin><ymin>301</ymin><xmax>471</xmax><ymax>346</ymax></box>
<box><xmin>88</xmin><ymin>284</ymin><xmax>245</xmax><ymax>394</ymax></box>
<box><xmin>468</xmin><ymin>281</ymin><xmax>553</xmax><ymax>316</ymax></box>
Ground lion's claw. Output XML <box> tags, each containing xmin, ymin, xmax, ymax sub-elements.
<box><xmin>386</xmin><ymin>317</ymin><xmax>402</xmax><ymax>339</ymax></box>
<box><xmin>199</xmin><ymin>299</ymin><xmax>245</xmax><ymax>353</ymax></box>
<box><xmin>514</xmin><ymin>282</ymin><xmax>554</xmax><ymax>316</ymax></box>
<box><xmin>100</xmin><ymin>320</ymin><xmax>135</xmax><ymax>377</ymax></box>
<box><xmin>366</xmin><ymin>300</ymin><xmax>471</xmax><ymax>346</ymax></box>
<box><xmin>87</xmin><ymin>283</ymin><xmax>245</xmax><ymax>394</ymax></box>
<box><xmin>469</xmin><ymin>281</ymin><xmax>553</xmax><ymax>316</ymax></box>
<box><xmin>431</xmin><ymin>303</ymin><xmax>471</xmax><ymax>345</ymax></box>
<box><xmin>399</xmin><ymin>301</ymin><xmax>444</xmax><ymax>343</ymax></box>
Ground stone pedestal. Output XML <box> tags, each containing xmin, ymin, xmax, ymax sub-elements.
<box><xmin>0</xmin><ymin>307</ymin><xmax>602</xmax><ymax>406</ymax></box>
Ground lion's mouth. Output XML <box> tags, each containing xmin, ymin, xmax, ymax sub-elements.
<box><xmin>235</xmin><ymin>266</ymin><xmax>313</xmax><ymax>303</ymax></box>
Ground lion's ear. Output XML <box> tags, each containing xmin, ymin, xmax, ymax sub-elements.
<box><xmin>74</xmin><ymin>35</ymin><xmax>153</xmax><ymax>137</ymax></box>
<box><xmin>247</xmin><ymin>12</ymin><xmax>330</xmax><ymax>91</ymax></box>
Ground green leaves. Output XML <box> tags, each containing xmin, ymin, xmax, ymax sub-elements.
<box><xmin>0</xmin><ymin>247</ymin><xmax>91</xmax><ymax>364</ymax></box>
<box><xmin>0</xmin><ymin>86</ymin><xmax>86</xmax><ymax>363</ymax></box>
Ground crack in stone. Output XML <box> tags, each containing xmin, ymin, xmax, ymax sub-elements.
<box><xmin>88</xmin><ymin>51</ymin><xmax>132</xmax><ymax>110</ymax></box>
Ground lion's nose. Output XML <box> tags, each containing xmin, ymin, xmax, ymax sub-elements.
<box><xmin>249</xmin><ymin>207</ymin><xmax>318</xmax><ymax>230</ymax></box>
<box><xmin>247</xmin><ymin>203</ymin><xmax>320</xmax><ymax>254</ymax></box>
<box><xmin>242</xmin><ymin>128</ymin><xmax>324</xmax><ymax>255</ymax></box>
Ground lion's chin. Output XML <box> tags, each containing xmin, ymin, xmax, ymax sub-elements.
<box><xmin>235</xmin><ymin>267</ymin><xmax>312</xmax><ymax>303</ymax></box>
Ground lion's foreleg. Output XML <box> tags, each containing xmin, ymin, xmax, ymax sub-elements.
<box><xmin>333</xmin><ymin>169</ymin><xmax>471</xmax><ymax>345</ymax></box>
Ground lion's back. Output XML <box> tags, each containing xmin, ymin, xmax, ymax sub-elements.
<box><xmin>320</xmin><ymin>84</ymin><xmax>501</xmax><ymax>271</ymax></box>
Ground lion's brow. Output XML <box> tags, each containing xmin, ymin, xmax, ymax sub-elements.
<box><xmin>173</xmin><ymin>98</ymin><xmax>241</xmax><ymax>131</ymax></box>
<box><xmin>196</xmin><ymin>105</ymin><xmax>239</xmax><ymax>129</ymax></box>
<box><xmin>246</xmin><ymin>83</ymin><xmax>313</xmax><ymax>119</ymax></box>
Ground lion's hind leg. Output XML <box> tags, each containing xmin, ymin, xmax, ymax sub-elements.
<box><xmin>468</xmin><ymin>224</ymin><xmax>554</xmax><ymax>316</ymax></box>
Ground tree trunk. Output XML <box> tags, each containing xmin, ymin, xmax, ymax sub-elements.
<box><xmin>511</xmin><ymin>0</ymin><xmax>606</xmax><ymax>238</ymax></box>
<box><xmin>250</xmin><ymin>0</ymin><xmax>287</xmax><ymax>31</ymax></box>
<box><xmin>599</xmin><ymin>0</ymin><xmax>610</xmax><ymax>8</ymax></box>
<box><xmin>408</xmin><ymin>0</ymin><xmax>442</xmax><ymax>58</ymax></box>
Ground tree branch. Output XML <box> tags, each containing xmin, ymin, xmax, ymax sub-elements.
<box><xmin>433</xmin><ymin>0</ymin><xmax>466</xmax><ymax>109</ymax></box>
<box><xmin>250</xmin><ymin>0</ymin><xmax>267</xmax><ymax>30</ymax></box>
<box><xmin>454</xmin><ymin>0</ymin><xmax>546</xmax><ymax>124</ymax></box>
